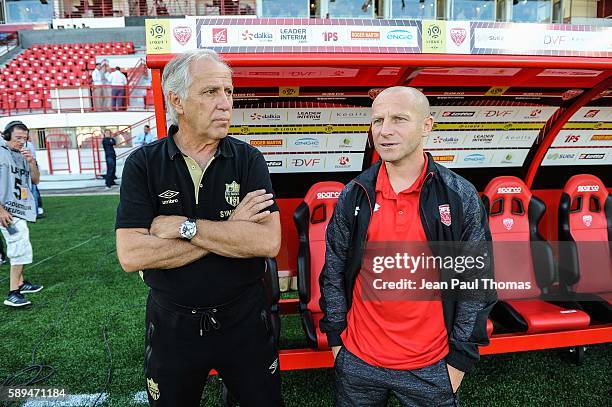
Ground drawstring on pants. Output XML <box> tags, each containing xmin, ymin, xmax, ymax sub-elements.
<box><xmin>198</xmin><ymin>309</ymin><xmax>220</xmax><ymax>336</ymax></box>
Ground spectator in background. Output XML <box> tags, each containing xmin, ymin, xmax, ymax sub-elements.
<box><xmin>102</xmin><ymin>129</ymin><xmax>117</xmax><ymax>190</ymax></box>
<box><xmin>133</xmin><ymin>125</ymin><xmax>155</xmax><ymax>147</ymax></box>
<box><xmin>108</xmin><ymin>66</ymin><xmax>127</xmax><ymax>111</ymax></box>
<box><xmin>25</xmin><ymin>135</ymin><xmax>44</xmax><ymax>219</ymax></box>
<box><xmin>91</xmin><ymin>63</ymin><xmax>105</xmax><ymax>111</ymax></box>
<box><xmin>1</xmin><ymin>121</ymin><xmax>43</xmax><ymax>307</ymax></box>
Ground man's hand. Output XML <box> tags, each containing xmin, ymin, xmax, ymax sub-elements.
<box><xmin>446</xmin><ymin>364</ymin><xmax>465</xmax><ymax>394</ymax></box>
<box><xmin>332</xmin><ymin>346</ymin><xmax>342</xmax><ymax>361</ymax></box>
<box><xmin>0</xmin><ymin>207</ymin><xmax>12</xmax><ymax>228</ymax></box>
<box><xmin>229</xmin><ymin>189</ymin><xmax>274</xmax><ymax>223</ymax></box>
<box><xmin>20</xmin><ymin>148</ymin><xmax>35</xmax><ymax>163</ymax></box>
<box><xmin>150</xmin><ymin>215</ymin><xmax>187</xmax><ymax>239</ymax></box>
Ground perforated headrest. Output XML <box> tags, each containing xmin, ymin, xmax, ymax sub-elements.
<box><xmin>563</xmin><ymin>174</ymin><xmax>608</xmax><ymax>203</ymax></box>
<box><xmin>483</xmin><ymin>176</ymin><xmax>533</xmax><ymax>236</ymax></box>
<box><xmin>302</xmin><ymin>181</ymin><xmax>345</xmax><ymax>227</ymax></box>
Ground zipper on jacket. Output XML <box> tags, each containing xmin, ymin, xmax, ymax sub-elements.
<box><xmin>419</xmin><ymin>171</ymin><xmax>436</xmax><ymax>239</ymax></box>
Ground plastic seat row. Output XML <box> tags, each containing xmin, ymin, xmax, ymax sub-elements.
<box><xmin>285</xmin><ymin>174</ymin><xmax>610</xmax><ymax>349</ymax></box>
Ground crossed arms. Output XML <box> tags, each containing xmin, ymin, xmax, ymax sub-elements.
<box><xmin>116</xmin><ymin>190</ymin><xmax>281</xmax><ymax>272</ymax></box>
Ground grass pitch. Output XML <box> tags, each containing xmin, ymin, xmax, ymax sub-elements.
<box><xmin>0</xmin><ymin>195</ymin><xmax>610</xmax><ymax>406</ymax></box>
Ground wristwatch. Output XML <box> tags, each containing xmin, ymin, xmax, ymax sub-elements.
<box><xmin>179</xmin><ymin>218</ymin><xmax>197</xmax><ymax>240</ymax></box>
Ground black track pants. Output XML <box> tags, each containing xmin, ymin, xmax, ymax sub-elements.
<box><xmin>144</xmin><ymin>283</ymin><xmax>282</xmax><ymax>407</ymax></box>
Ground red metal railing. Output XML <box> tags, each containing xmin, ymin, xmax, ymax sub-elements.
<box><xmin>45</xmin><ymin>134</ymin><xmax>71</xmax><ymax>175</ymax></box>
<box><xmin>0</xmin><ymin>84</ymin><xmax>154</xmax><ymax>116</ymax></box>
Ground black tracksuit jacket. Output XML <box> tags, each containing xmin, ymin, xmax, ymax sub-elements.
<box><xmin>319</xmin><ymin>153</ymin><xmax>497</xmax><ymax>373</ymax></box>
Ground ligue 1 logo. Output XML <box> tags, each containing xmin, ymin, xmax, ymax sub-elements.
<box><xmin>173</xmin><ymin>26</ymin><xmax>192</xmax><ymax>46</ymax></box>
<box><xmin>450</xmin><ymin>28</ymin><xmax>466</xmax><ymax>46</ymax></box>
<box><xmin>503</xmin><ymin>218</ymin><xmax>514</xmax><ymax>231</ymax></box>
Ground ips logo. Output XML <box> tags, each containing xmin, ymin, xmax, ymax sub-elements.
<box><xmin>323</xmin><ymin>32</ymin><xmax>338</xmax><ymax>42</ymax></box>
<box><xmin>564</xmin><ymin>135</ymin><xmax>580</xmax><ymax>143</ymax></box>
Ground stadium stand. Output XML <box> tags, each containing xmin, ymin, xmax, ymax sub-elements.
<box><xmin>483</xmin><ymin>176</ymin><xmax>591</xmax><ymax>334</ymax></box>
<box><xmin>294</xmin><ymin>181</ymin><xmax>345</xmax><ymax>349</ymax></box>
<box><xmin>558</xmin><ymin>174</ymin><xmax>612</xmax><ymax>323</ymax></box>
<box><xmin>0</xmin><ymin>41</ymin><xmax>134</xmax><ymax>113</ymax></box>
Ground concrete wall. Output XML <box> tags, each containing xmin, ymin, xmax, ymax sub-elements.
<box><xmin>18</xmin><ymin>27</ymin><xmax>146</xmax><ymax>49</ymax></box>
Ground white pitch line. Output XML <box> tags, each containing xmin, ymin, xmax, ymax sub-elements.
<box><xmin>22</xmin><ymin>393</ymin><xmax>108</xmax><ymax>407</ymax></box>
<box><xmin>132</xmin><ymin>391</ymin><xmax>148</xmax><ymax>404</ymax></box>
<box><xmin>29</xmin><ymin>234</ymin><xmax>103</xmax><ymax>269</ymax></box>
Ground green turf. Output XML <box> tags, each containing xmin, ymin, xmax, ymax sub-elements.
<box><xmin>0</xmin><ymin>195</ymin><xmax>610</xmax><ymax>406</ymax></box>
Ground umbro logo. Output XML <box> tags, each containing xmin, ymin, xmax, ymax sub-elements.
<box><xmin>374</xmin><ymin>203</ymin><xmax>381</xmax><ymax>212</ymax></box>
<box><xmin>159</xmin><ymin>190</ymin><xmax>179</xmax><ymax>204</ymax></box>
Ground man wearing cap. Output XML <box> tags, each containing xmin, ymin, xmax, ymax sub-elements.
<box><xmin>0</xmin><ymin>121</ymin><xmax>43</xmax><ymax>307</ymax></box>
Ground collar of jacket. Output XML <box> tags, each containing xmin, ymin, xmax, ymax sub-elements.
<box><xmin>352</xmin><ymin>152</ymin><xmax>438</xmax><ymax>212</ymax></box>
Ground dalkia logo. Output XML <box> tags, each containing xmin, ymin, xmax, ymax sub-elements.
<box><xmin>242</xmin><ymin>30</ymin><xmax>272</xmax><ymax>41</ymax></box>
<box><xmin>317</xmin><ymin>191</ymin><xmax>340</xmax><ymax>199</ymax></box>
<box><xmin>577</xmin><ymin>185</ymin><xmax>599</xmax><ymax>192</ymax></box>
<box><xmin>250</xmin><ymin>113</ymin><xmax>281</xmax><ymax>121</ymax></box>
<box><xmin>433</xmin><ymin>136</ymin><xmax>460</xmax><ymax>144</ymax></box>
<box><xmin>450</xmin><ymin>28</ymin><xmax>466</xmax><ymax>46</ymax></box>
<box><xmin>212</xmin><ymin>28</ymin><xmax>227</xmax><ymax>43</ymax></box>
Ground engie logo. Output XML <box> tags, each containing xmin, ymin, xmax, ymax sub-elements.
<box><xmin>497</xmin><ymin>187</ymin><xmax>522</xmax><ymax>194</ymax></box>
<box><xmin>317</xmin><ymin>191</ymin><xmax>340</xmax><ymax>200</ymax></box>
<box><xmin>577</xmin><ymin>185</ymin><xmax>599</xmax><ymax>192</ymax></box>
<box><xmin>386</xmin><ymin>29</ymin><xmax>413</xmax><ymax>41</ymax></box>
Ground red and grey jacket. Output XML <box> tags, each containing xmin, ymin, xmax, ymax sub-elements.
<box><xmin>319</xmin><ymin>153</ymin><xmax>496</xmax><ymax>373</ymax></box>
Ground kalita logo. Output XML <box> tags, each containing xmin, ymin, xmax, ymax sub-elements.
<box><xmin>504</xmin><ymin>134</ymin><xmax>531</xmax><ymax>142</ymax></box>
<box><xmin>250</xmin><ymin>139</ymin><xmax>283</xmax><ymax>147</ymax></box>
<box><xmin>351</xmin><ymin>31</ymin><xmax>380</xmax><ymax>40</ymax></box>
<box><xmin>250</xmin><ymin>113</ymin><xmax>281</xmax><ymax>121</ymax></box>
<box><xmin>316</xmin><ymin>191</ymin><xmax>340</xmax><ymax>200</ymax></box>
<box><xmin>577</xmin><ymin>185</ymin><xmax>599</xmax><ymax>192</ymax></box>
<box><xmin>335</xmin><ymin>111</ymin><xmax>369</xmax><ymax>118</ymax></box>
<box><xmin>442</xmin><ymin>111</ymin><xmax>475</xmax><ymax>117</ymax></box>
<box><xmin>497</xmin><ymin>187</ymin><xmax>522</xmax><ymax>194</ymax></box>
<box><xmin>212</xmin><ymin>28</ymin><xmax>227</xmax><ymax>43</ymax></box>
<box><xmin>296</xmin><ymin>111</ymin><xmax>322</xmax><ymax>120</ymax></box>
<box><xmin>159</xmin><ymin>190</ymin><xmax>179</xmax><ymax>204</ymax></box>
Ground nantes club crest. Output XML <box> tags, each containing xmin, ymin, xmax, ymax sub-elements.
<box><xmin>225</xmin><ymin>181</ymin><xmax>240</xmax><ymax>207</ymax></box>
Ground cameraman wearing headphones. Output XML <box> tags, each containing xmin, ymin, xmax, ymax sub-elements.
<box><xmin>0</xmin><ymin>121</ymin><xmax>43</xmax><ymax>307</ymax></box>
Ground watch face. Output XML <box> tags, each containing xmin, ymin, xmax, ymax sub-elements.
<box><xmin>181</xmin><ymin>221</ymin><xmax>196</xmax><ymax>239</ymax></box>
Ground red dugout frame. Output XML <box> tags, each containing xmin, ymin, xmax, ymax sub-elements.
<box><xmin>147</xmin><ymin>51</ymin><xmax>612</xmax><ymax>370</ymax></box>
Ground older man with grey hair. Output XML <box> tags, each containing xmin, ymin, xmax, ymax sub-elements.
<box><xmin>115</xmin><ymin>49</ymin><xmax>282</xmax><ymax>407</ymax></box>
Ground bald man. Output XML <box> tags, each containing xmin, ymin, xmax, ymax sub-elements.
<box><xmin>319</xmin><ymin>87</ymin><xmax>495</xmax><ymax>406</ymax></box>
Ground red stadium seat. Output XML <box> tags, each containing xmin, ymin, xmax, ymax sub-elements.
<box><xmin>483</xmin><ymin>176</ymin><xmax>590</xmax><ymax>333</ymax></box>
<box><xmin>558</xmin><ymin>174</ymin><xmax>612</xmax><ymax>322</ymax></box>
<box><xmin>294</xmin><ymin>181</ymin><xmax>345</xmax><ymax>349</ymax></box>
